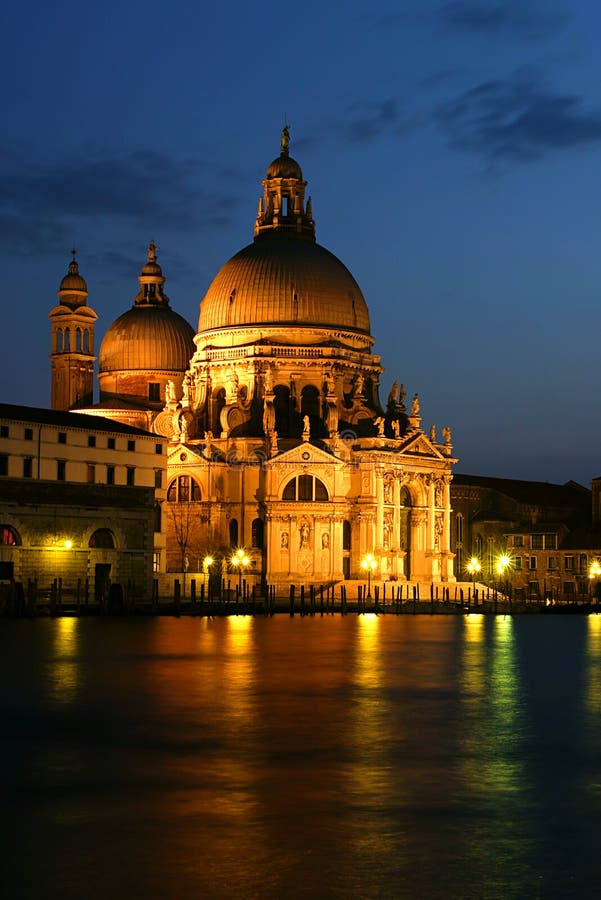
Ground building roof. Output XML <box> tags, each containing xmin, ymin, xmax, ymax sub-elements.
<box><xmin>0</xmin><ymin>403</ymin><xmax>164</xmax><ymax>438</ymax></box>
<box><xmin>453</xmin><ymin>473</ymin><xmax>590</xmax><ymax>506</ymax></box>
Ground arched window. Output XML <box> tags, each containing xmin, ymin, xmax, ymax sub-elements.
<box><xmin>154</xmin><ymin>502</ymin><xmax>162</xmax><ymax>533</ymax></box>
<box><xmin>1</xmin><ymin>525</ymin><xmax>20</xmax><ymax>546</ymax></box>
<box><xmin>282</xmin><ymin>475</ymin><xmax>328</xmax><ymax>502</ymax></box>
<box><xmin>167</xmin><ymin>475</ymin><xmax>201</xmax><ymax>502</ymax></box>
<box><xmin>64</xmin><ymin>327</ymin><xmax>70</xmax><ymax>351</ymax></box>
<box><xmin>300</xmin><ymin>385</ymin><xmax>320</xmax><ymax>419</ymax></box>
<box><xmin>56</xmin><ymin>329</ymin><xmax>63</xmax><ymax>353</ymax></box>
<box><xmin>83</xmin><ymin>329</ymin><xmax>89</xmax><ymax>352</ymax></box>
<box><xmin>251</xmin><ymin>518</ymin><xmax>264</xmax><ymax>549</ymax></box>
<box><xmin>75</xmin><ymin>328</ymin><xmax>82</xmax><ymax>351</ymax></box>
<box><xmin>229</xmin><ymin>519</ymin><xmax>238</xmax><ymax>548</ymax></box>
<box><xmin>89</xmin><ymin>528</ymin><xmax>115</xmax><ymax>549</ymax></box>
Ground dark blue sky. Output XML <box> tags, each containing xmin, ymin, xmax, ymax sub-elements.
<box><xmin>3</xmin><ymin>0</ymin><xmax>601</xmax><ymax>485</ymax></box>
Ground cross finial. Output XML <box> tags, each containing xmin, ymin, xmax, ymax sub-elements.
<box><xmin>71</xmin><ymin>247</ymin><xmax>77</xmax><ymax>260</ymax></box>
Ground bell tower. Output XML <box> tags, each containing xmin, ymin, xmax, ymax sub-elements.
<box><xmin>49</xmin><ymin>252</ymin><xmax>97</xmax><ymax>409</ymax></box>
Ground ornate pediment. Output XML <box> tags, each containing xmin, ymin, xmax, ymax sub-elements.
<box><xmin>167</xmin><ymin>443</ymin><xmax>206</xmax><ymax>466</ymax></box>
<box><xmin>399</xmin><ymin>432</ymin><xmax>446</xmax><ymax>460</ymax></box>
<box><xmin>269</xmin><ymin>442</ymin><xmax>342</xmax><ymax>468</ymax></box>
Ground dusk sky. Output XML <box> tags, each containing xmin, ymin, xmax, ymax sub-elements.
<box><xmin>3</xmin><ymin>0</ymin><xmax>601</xmax><ymax>485</ymax></box>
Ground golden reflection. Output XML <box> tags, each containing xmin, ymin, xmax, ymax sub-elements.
<box><xmin>585</xmin><ymin>614</ymin><xmax>601</xmax><ymax>714</ymax></box>
<box><xmin>50</xmin><ymin>616</ymin><xmax>80</xmax><ymax>703</ymax></box>
<box><xmin>355</xmin><ymin>614</ymin><xmax>381</xmax><ymax>689</ymax></box>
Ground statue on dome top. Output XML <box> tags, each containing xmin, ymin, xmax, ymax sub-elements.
<box><xmin>147</xmin><ymin>240</ymin><xmax>158</xmax><ymax>263</ymax></box>
<box><xmin>281</xmin><ymin>124</ymin><xmax>290</xmax><ymax>155</ymax></box>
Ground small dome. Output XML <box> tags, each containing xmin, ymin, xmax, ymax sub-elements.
<box><xmin>99</xmin><ymin>306</ymin><xmax>195</xmax><ymax>373</ymax></box>
<box><xmin>58</xmin><ymin>259</ymin><xmax>88</xmax><ymax>307</ymax></box>
<box><xmin>266</xmin><ymin>154</ymin><xmax>303</xmax><ymax>180</ymax></box>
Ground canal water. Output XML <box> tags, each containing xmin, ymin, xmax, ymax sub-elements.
<box><xmin>1</xmin><ymin>614</ymin><xmax>600</xmax><ymax>899</ymax></box>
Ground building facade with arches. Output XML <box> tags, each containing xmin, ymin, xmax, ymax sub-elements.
<box><xmin>0</xmin><ymin>404</ymin><xmax>167</xmax><ymax>599</ymax></box>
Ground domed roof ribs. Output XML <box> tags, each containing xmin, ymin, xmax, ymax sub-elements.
<box><xmin>254</xmin><ymin>127</ymin><xmax>315</xmax><ymax>242</ymax></box>
<box><xmin>133</xmin><ymin>241</ymin><xmax>170</xmax><ymax>307</ymax></box>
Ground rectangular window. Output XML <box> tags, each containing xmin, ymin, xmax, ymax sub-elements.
<box><xmin>108</xmin><ymin>437</ymin><xmax>116</xmax><ymax>450</ymax></box>
<box><xmin>58</xmin><ymin>432</ymin><xmax>67</xmax><ymax>445</ymax></box>
<box><xmin>0</xmin><ymin>453</ymin><xmax>8</xmax><ymax>476</ymax></box>
<box><xmin>532</xmin><ymin>534</ymin><xmax>543</xmax><ymax>550</ymax></box>
<box><xmin>154</xmin><ymin>469</ymin><xmax>163</xmax><ymax>489</ymax></box>
<box><xmin>107</xmin><ymin>465</ymin><xmax>115</xmax><ymax>485</ymax></box>
<box><xmin>544</xmin><ymin>534</ymin><xmax>557</xmax><ymax>550</ymax></box>
<box><xmin>565</xmin><ymin>556</ymin><xmax>574</xmax><ymax>571</ymax></box>
<box><xmin>153</xmin><ymin>552</ymin><xmax>161</xmax><ymax>573</ymax></box>
<box><xmin>126</xmin><ymin>466</ymin><xmax>135</xmax><ymax>486</ymax></box>
<box><xmin>0</xmin><ymin>425</ymin><xmax>8</xmax><ymax>438</ymax></box>
<box><xmin>127</xmin><ymin>440</ymin><xmax>135</xmax><ymax>452</ymax></box>
<box><xmin>24</xmin><ymin>428</ymin><xmax>33</xmax><ymax>441</ymax></box>
<box><xmin>548</xmin><ymin>557</ymin><xmax>556</xmax><ymax>570</ymax></box>
<box><xmin>23</xmin><ymin>457</ymin><xmax>33</xmax><ymax>478</ymax></box>
<box><xmin>155</xmin><ymin>443</ymin><xmax>163</xmax><ymax>455</ymax></box>
<box><xmin>456</xmin><ymin>514</ymin><xmax>463</xmax><ymax>542</ymax></box>
<box><xmin>529</xmin><ymin>556</ymin><xmax>537</xmax><ymax>570</ymax></box>
<box><xmin>87</xmin><ymin>464</ymin><xmax>95</xmax><ymax>484</ymax></box>
<box><xmin>529</xmin><ymin>581</ymin><xmax>540</xmax><ymax>596</ymax></box>
<box><xmin>513</xmin><ymin>535</ymin><xmax>524</xmax><ymax>547</ymax></box>
<box><xmin>564</xmin><ymin>582</ymin><xmax>575</xmax><ymax>595</ymax></box>
<box><xmin>149</xmin><ymin>383</ymin><xmax>160</xmax><ymax>402</ymax></box>
<box><xmin>57</xmin><ymin>460</ymin><xmax>66</xmax><ymax>481</ymax></box>
<box><xmin>514</xmin><ymin>556</ymin><xmax>522</xmax><ymax>570</ymax></box>
<box><xmin>88</xmin><ymin>435</ymin><xmax>96</xmax><ymax>448</ymax></box>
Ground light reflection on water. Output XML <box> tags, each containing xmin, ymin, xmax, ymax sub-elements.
<box><xmin>1</xmin><ymin>615</ymin><xmax>600</xmax><ymax>899</ymax></box>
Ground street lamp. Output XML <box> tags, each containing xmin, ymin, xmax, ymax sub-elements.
<box><xmin>203</xmin><ymin>555</ymin><xmax>214</xmax><ymax>599</ymax></box>
<box><xmin>361</xmin><ymin>552</ymin><xmax>377</xmax><ymax>599</ymax></box>
<box><xmin>588</xmin><ymin>559</ymin><xmax>601</xmax><ymax>601</ymax></box>
<box><xmin>231</xmin><ymin>548</ymin><xmax>250</xmax><ymax>594</ymax></box>
<box><xmin>495</xmin><ymin>553</ymin><xmax>511</xmax><ymax>596</ymax></box>
<box><xmin>466</xmin><ymin>556</ymin><xmax>481</xmax><ymax>585</ymax></box>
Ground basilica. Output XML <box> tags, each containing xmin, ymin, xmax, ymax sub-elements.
<box><xmin>49</xmin><ymin>129</ymin><xmax>457</xmax><ymax>588</ymax></box>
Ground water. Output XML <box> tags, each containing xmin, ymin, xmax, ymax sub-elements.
<box><xmin>1</xmin><ymin>614</ymin><xmax>601</xmax><ymax>899</ymax></box>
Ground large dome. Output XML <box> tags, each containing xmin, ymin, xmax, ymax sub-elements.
<box><xmin>198</xmin><ymin>235</ymin><xmax>371</xmax><ymax>335</ymax></box>
<box><xmin>99</xmin><ymin>305</ymin><xmax>195</xmax><ymax>373</ymax></box>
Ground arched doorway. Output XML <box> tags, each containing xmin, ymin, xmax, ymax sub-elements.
<box><xmin>399</xmin><ymin>487</ymin><xmax>411</xmax><ymax>579</ymax></box>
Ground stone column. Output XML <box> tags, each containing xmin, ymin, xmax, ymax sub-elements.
<box><xmin>375</xmin><ymin>468</ymin><xmax>384</xmax><ymax>550</ymax></box>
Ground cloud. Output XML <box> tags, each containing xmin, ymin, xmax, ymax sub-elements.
<box><xmin>0</xmin><ymin>147</ymin><xmax>241</xmax><ymax>257</ymax></box>
<box><xmin>436</xmin><ymin>75</ymin><xmax>601</xmax><ymax>163</ymax></box>
<box><xmin>342</xmin><ymin>99</ymin><xmax>415</xmax><ymax>142</ymax></box>
<box><xmin>436</xmin><ymin>1</ymin><xmax>567</xmax><ymax>40</ymax></box>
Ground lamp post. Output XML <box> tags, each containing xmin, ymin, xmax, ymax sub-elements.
<box><xmin>203</xmin><ymin>554</ymin><xmax>213</xmax><ymax>600</ymax></box>
<box><xmin>231</xmin><ymin>548</ymin><xmax>250</xmax><ymax>596</ymax></box>
<box><xmin>495</xmin><ymin>554</ymin><xmax>511</xmax><ymax>599</ymax></box>
<box><xmin>588</xmin><ymin>559</ymin><xmax>601</xmax><ymax>603</ymax></box>
<box><xmin>466</xmin><ymin>556</ymin><xmax>481</xmax><ymax>586</ymax></box>
<box><xmin>361</xmin><ymin>552</ymin><xmax>377</xmax><ymax>599</ymax></box>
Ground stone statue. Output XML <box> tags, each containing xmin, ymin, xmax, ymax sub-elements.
<box><xmin>430</xmin><ymin>424</ymin><xmax>436</xmax><ymax>442</ymax></box>
<box><xmin>388</xmin><ymin>380</ymin><xmax>398</xmax><ymax>404</ymax></box>
<box><xmin>165</xmin><ymin>380</ymin><xmax>175</xmax><ymax>404</ymax></box>
<box><xmin>302</xmin><ymin>415</ymin><xmax>310</xmax><ymax>440</ymax></box>
<box><xmin>354</xmin><ymin>373</ymin><xmax>364</xmax><ymax>397</ymax></box>
<box><xmin>391</xmin><ymin>420</ymin><xmax>400</xmax><ymax>439</ymax></box>
<box><xmin>179</xmin><ymin>416</ymin><xmax>188</xmax><ymax>444</ymax></box>
<box><xmin>442</xmin><ymin>426</ymin><xmax>452</xmax><ymax>446</ymax></box>
<box><xmin>281</xmin><ymin>124</ymin><xmax>290</xmax><ymax>154</ymax></box>
<box><xmin>411</xmin><ymin>393</ymin><xmax>420</xmax><ymax>416</ymax></box>
<box><xmin>324</xmin><ymin>371</ymin><xmax>335</xmax><ymax>395</ymax></box>
<box><xmin>281</xmin><ymin>531</ymin><xmax>289</xmax><ymax>550</ymax></box>
<box><xmin>204</xmin><ymin>430</ymin><xmax>213</xmax><ymax>454</ymax></box>
<box><xmin>182</xmin><ymin>372</ymin><xmax>192</xmax><ymax>402</ymax></box>
<box><xmin>321</xmin><ymin>533</ymin><xmax>330</xmax><ymax>550</ymax></box>
<box><xmin>264</xmin><ymin>367</ymin><xmax>273</xmax><ymax>393</ymax></box>
<box><xmin>374</xmin><ymin>416</ymin><xmax>385</xmax><ymax>436</ymax></box>
<box><xmin>299</xmin><ymin>522</ymin><xmax>310</xmax><ymax>549</ymax></box>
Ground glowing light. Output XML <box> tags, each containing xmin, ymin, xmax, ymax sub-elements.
<box><xmin>495</xmin><ymin>553</ymin><xmax>512</xmax><ymax>577</ymax></box>
<box><xmin>64</xmin><ymin>539</ymin><xmax>73</xmax><ymax>549</ymax></box>
<box><xmin>589</xmin><ymin>559</ymin><xmax>601</xmax><ymax>580</ymax></box>
<box><xmin>466</xmin><ymin>556</ymin><xmax>481</xmax><ymax>577</ymax></box>
<box><xmin>360</xmin><ymin>553</ymin><xmax>377</xmax><ymax>573</ymax></box>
